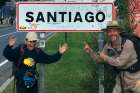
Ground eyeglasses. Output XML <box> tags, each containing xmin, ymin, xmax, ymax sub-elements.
<box><xmin>25</xmin><ymin>39</ymin><xmax>37</xmax><ymax>43</ymax></box>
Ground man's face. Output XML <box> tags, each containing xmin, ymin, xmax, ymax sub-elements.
<box><xmin>106</xmin><ymin>28</ymin><xmax>120</xmax><ymax>42</ymax></box>
<box><xmin>26</xmin><ymin>40</ymin><xmax>37</xmax><ymax>51</ymax></box>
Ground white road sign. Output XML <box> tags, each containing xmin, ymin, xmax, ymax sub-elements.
<box><xmin>16</xmin><ymin>2</ymin><xmax>115</xmax><ymax>32</ymax></box>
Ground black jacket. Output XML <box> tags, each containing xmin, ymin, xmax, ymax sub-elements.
<box><xmin>3</xmin><ymin>44</ymin><xmax>62</xmax><ymax>79</ymax></box>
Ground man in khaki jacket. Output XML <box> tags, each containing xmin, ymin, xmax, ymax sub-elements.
<box><xmin>84</xmin><ymin>21</ymin><xmax>140</xmax><ymax>93</ymax></box>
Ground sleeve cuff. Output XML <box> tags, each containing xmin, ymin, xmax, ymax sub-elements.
<box><xmin>104</xmin><ymin>56</ymin><xmax>117</xmax><ymax>66</ymax></box>
<box><xmin>7</xmin><ymin>44</ymin><xmax>14</xmax><ymax>48</ymax></box>
<box><xmin>58</xmin><ymin>51</ymin><xmax>63</xmax><ymax>56</ymax></box>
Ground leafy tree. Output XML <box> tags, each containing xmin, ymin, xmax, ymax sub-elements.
<box><xmin>0</xmin><ymin>0</ymin><xmax>10</xmax><ymax>8</ymax></box>
<box><xmin>114</xmin><ymin>0</ymin><xmax>132</xmax><ymax>32</ymax></box>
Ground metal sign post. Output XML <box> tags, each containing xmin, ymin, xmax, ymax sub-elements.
<box><xmin>64</xmin><ymin>32</ymin><xmax>68</xmax><ymax>42</ymax></box>
<box><xmin>38</xmin><ymin>32</ymin><xmax>46</xmax><ymax>93</ymax></box>
<box><xmin>95</xmin><ymin>0</ymin><xmax>105</xmax><ymax>93</ymax></box>
<box><xmin>98</xmin><ymin>32</ymin><xmax>104</xmax><ymax>93</ymax></box>
<box><xmin>64</xmin><ymin>0</ymin><xmax>68</xmax><ymax>42</ymax></box>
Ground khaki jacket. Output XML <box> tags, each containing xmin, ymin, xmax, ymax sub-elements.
<box><xmin>89</xmin><ymin>36</ymin><xmax>139</xmax><ymax>90</ymax></box>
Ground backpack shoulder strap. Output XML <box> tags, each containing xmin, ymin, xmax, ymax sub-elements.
<box><xmin>118</xmin><ymin>35</ymin><xmax>140</xmax><ymax>73</ymax></box>
<box><xmin>12</xmin><ymin>45</ymin><xmax>25</xmax><ymax>76</ymax></box>
<box><xmin>120</xmin><ymin>37</ymin><xmax>127</xmax><ymax>51</ymax></box>
<box><xmin>17</xmin><ymin>44</ymin><xmax>25</xmax><ymax>67</ymax></box>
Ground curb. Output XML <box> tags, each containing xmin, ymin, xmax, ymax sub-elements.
<box><xmin>0</xmin><ymin>76</ymin><xmax>14</xmax><ymax>93</ymax></box>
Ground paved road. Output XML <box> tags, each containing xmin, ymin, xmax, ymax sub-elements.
<box><xmin>0</xmin><ymin>26</ymin><xmax>26</xmax><ymax>87</ymax></box>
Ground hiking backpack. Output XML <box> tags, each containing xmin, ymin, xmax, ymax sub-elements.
<box><xmin>116</xmin><ymin>32</ymin><xmax>140</xmax><ymax>73</ymax></box>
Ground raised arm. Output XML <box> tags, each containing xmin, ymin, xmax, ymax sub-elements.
<box><xmin>37</xmin><ymin>43</ymin><xmax>68</xmax><ymax>64</ymax></box>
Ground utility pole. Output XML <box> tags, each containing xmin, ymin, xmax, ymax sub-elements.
<box><xmin>98</xmin><ymin>32</ymin><xmax>104</xmax><ymax>93</ymax></box>
<box><xmin>64</xmin><ymin>0</ymin><xmax>68</xmax><ymax>42</ymax></box>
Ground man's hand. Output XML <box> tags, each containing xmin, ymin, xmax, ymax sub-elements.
<box><xmin>134</xmin><ymin>80</ymin><xmax>140</xmax><ymax>90</ymax></box>
<box><xmin>84</xmin><ymin>42</ymin><xmax>92</xmax><ymax>53</ymax></box>
<box><xmin>8</xmin><ymin>35</ymin><xmax>16</xmax><ymax>46</ymax></box>
<box><xmin>99</xmin><ymin>52</ymin><xmax>108</xmax><ymax>61</ymax></box>
<box><xmin>59</xmin><ymin>43</ymin><xmax>68</xmax><ymax>54</ymax></box>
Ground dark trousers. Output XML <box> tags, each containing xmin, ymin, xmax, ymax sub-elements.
<box><xmin>16</xmin><ymin>80</ymin><xmax>38</xmax><ymax>93</ymax></box>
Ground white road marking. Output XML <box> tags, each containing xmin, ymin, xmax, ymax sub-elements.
<box><xmin>0</xmin><ymin>31</ymin><xmax>17</xmax><ymax>67</ymax></box>
<box><xmin>0</xmin><ymin>32</ymin><xmax>17</xmax><ymax>38</ymax></box>
<box><xmin>0</xmin><ymin>60</ymin><xmax>8</xmax><ymax>67</ymax></box>
<box><xmin>0</xmin><ymin>76</ymin><xmax>14</xmax><ymax>93</ymax></box>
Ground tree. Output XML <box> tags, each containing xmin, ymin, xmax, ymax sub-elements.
<box><xmin>114</xmin><ymin>0</ymin><xmax>133</xmax><ymax>32</ymax></box>
<box><xmin>0</xmin><ymin>0</ymin><xmax>10</xmax><ymax>8</ymax></box>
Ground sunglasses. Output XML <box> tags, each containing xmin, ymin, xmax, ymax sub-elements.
<box><xmin>26</xmin><ymin>39</ymin><xmax>37</xmax><ymax>43</ymax></box>
<box><xmin>28</xmin><ymin>40</ymin><xmax>37</xmax><ymax>43</ymax></box>
<box><xmin>26</xmin><ymin>40</ymin><xmax>37</xmax><ymax>43</ymax></box>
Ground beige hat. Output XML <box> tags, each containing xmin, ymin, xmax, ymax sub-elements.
<box><xmin>25</xmin><ymin>32</ymin><xmax>39</xmax><ymax>41</ymax></box>
<box><xmin>102</xmin><ymin>20</ymin><xmax>123</xmax><ymax>31</ymax></box>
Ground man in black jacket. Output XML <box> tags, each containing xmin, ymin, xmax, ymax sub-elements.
<box><xmin>3</xmin><ymin>32</ymin><xmax>68</xmax><ymax>93</ymax></box>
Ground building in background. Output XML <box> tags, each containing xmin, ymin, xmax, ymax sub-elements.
<box><xmin>0</xmin><ymin>0</ymin><xmax>15</xmax><ymax>24</ymax></box>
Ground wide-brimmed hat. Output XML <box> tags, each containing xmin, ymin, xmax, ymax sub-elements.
<box><xmin>102</xmin><ymin>21</ymin><xmax>123</xmax><ymax>32</ymax></box>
